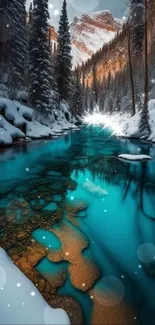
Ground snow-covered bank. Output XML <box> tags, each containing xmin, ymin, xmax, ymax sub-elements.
<box><xmin>113</xmin><ymin>99</ymin><xmax>155</xmax><ymax>142</ymax></box>
<box><xmin>84</xmin><ymin>99</ymin><xmax>155</xmax><ymax>143</ymax></box>
<box><xmin>0</xmin><ymin>248</ymin><xmax>70</xmax><ymax>325</ymax></box>
<box><xmin>0</xmin><ymin>98</ymin><xmax>78</xmax><ymax>146</ymax></box>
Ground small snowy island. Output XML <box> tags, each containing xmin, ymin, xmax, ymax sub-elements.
<box><xmin>118</xmin><ymin>154</ymin><xmax>152</xmax><ymax>161</ymax></box>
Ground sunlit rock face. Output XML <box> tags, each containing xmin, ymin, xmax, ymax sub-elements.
<box><xmin>84</xmin><ymin>0</ymin><xmax>155</xmax><ymax>87</ymax></box>
<box><xmin>48</xmin><ymin>26</ymin><xmax>57</xmax><ymax>43</ymax></box>
<box><xmin>49</xmin><ymin>11</ymin><xmax>122</xmax><ymax>67</ymax></box>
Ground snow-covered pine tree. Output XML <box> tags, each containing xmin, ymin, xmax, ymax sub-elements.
<box><xmin>6</xmin><ymin>0</ymin><xmax>28</xmax><ymax>96</ymax></box>
<box><xmin>56</xmin><ymin>0</ymin><xmax>72</xmax><ymax>102</ymax></box>
<box><xmin>71</xmin><ymin>69</ymin><xmax>83</xmax><ymax>118</ymax></box>
<box><xmin>29</xmin><ymin>0</ymin><xmax>53</xmax><ymax>115</ymax></box>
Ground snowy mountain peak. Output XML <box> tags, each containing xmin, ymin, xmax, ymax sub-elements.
<box><xmin>50</xmin><ymin>11</ymin><xmax>122</xmax><ymax>68</ymax></box>
<box><xmin>70</xmin><ymin>10</ymin><xmax>122</xmax><ymax>67</ymax></box>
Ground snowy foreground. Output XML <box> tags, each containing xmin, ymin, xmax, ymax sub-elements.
<box><xmin>84</xmin><ymin>99</ymin><xmax>155</xmax><ymax>143</ymax></box>
<box><xmin>0</xmin><ymin>98</ymin><xmax>78</xmax><ymax>146</ymax></box>
<box><xmin>0</xmin><ymin>248</ymin><xmax>70</xmax><ymax>325</ymax></box>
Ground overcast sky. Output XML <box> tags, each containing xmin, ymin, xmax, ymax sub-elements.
<box><xmin>26</xmin><ymin>0</ymin><xmax>127</xmax><ymax>29</ymax></box>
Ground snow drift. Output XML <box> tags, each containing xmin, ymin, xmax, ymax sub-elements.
<box><xmin>104</xmin><ymin>99</ymin><xmax>155</xmax><ymax>143</ymax></box>
<box><xmin>0</xmin><ymin>98</ymin><xmax>77</xmax><ymax>145</ymax></box>
<box><xmin>0</xmin><ymin>248</ymin><xmax>70</xmax><ymax>325</ymax></box>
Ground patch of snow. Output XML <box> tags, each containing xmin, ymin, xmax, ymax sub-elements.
<box><xmin>0</xmin><ymin>248</ymin><xmax>70</xmax><ymax>325</ymax></box>
<box><xmin>0</xmin><ymin>97</ymin><xmax>77</xmax><ymax>146</ymax></box>
<box><xmin>96</xmin><ymin>99</ymin><xmax>155</xmax><ymax>143</ymax></box>
<box><xmin>118</xmin><ymin>154</ymin><xmax>152</xmax><ymax>161</ymax></box>
<box><xmin>0</xmin><ymin>115</ymin><xmax>25</xmax><ymax>145</ymax></box>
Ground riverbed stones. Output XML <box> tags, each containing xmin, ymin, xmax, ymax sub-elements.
<box><xmin>43</xmin><ymin>202</ymin><xmax>57</xmax><ymax>212</ymax></box>
<box><xmin>38</xmin><ymin>278</ymin><xmax>45</xmax><ymax>292</ymax></box>
<box><xmin>52</xmin><ymin>194</ymin><xmax>63</xmax><ymax>202</ymax></box>
<box><xmin>16</xmin><ymin>230</ymin><xmax>27</xmax><ymax>240</ymax></box>
<box><xmin>48</xmin><ymin>220</ymin><xmax>100</xmax><ymax>292</ymax></box>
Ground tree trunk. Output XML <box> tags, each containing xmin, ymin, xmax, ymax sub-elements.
<box><xmin>139</xmin><ymin>0</ymin><xmax>150</xmax><ymax>135</ymax></box>
<box><xmin>143</xmin><ymin>0</ymin><xmax>150</xmax><ymax>132</ymax></box>
<box><xmin>128</xmin><ymin>27</ymin><xmax>136</xmax><ymax>116</ymax></box>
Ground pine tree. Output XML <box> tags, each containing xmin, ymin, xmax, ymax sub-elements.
<box><xmin>56</xmin><ymin>0</ymin><xmax>72</xmax><ymax>101</ymax></box>
<box><xmin>84</xmin><ymin>80</ymin><xmax>89</xmax><ymax>111</ymax></box>
<box><xmin>92</xmin><ymin>64</ymin><xmax>98</xmax><ymax>105</ymax></box>
<box><xmin>71</xmin><ymin>69</ymin><xmax>83</xmax><ymax>118</ymax></box>
<box><xmin>29</xmin><ymin>0</ymin><xmax>53</xmax><ymax>115</ymax></box>
<box><xmin>6</xmin><ymin>0</ymin><xmax>28</xmax><ymax>96</ymax></box>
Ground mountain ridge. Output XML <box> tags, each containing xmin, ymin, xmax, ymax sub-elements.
<box><xmin>49</xmin><ymin>10</ymin><xmax>122</xmax><ymax>67</ymax></box>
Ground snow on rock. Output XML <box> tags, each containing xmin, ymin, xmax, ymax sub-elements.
<box><xmin>0</xmin><ymin>248</ymin><xmax>71</xmax><ymax>325</ymax></box>
<box><xmin>0</xmin><ymin>115</ymin><xmax>25</xmax><ymax>145</ymax></box>
<box><xmin>0</xmin><ymin>97</ymin><xmax>76</xmax><ymax>146</ymax></box>
<box><xmin>0</xmin><ymin>128</ymin><xmax>12</xmax><ymax>145</ymax></box>
<box><xmin>118</xmin><ymin>154</ymin><xmax>152</xmax><ymax>161</ymax></box>
<box><xmin>26</xmin><ymin>121</ymin><xmax>55</xmax><ymax>139</ymax></box>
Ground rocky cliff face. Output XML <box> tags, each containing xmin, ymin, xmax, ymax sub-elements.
<box><xmin>70</xmin><ymin>11</ymin><xmax>122</xmax><ymax>67</ymax></box>
<box><xmin>49</xmin><ymin>11</ymin><xmax>122</xmax><ymax>67</ymax></box>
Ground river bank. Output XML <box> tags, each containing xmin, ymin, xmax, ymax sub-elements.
<box><xmin>0</xmin><ymin>97</ymin><xmax>79</xmax><ymax>147</ymax></box>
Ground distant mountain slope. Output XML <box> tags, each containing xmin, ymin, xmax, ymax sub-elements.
<box><xmin>70</xmin><ymin>11</ymin><xmax>122</xmax><ymax>67</ymax></box>
<box><xmin>49</xmin><ymin>10</ymin><xmax>122</xmax><ymax>67</ymax></box>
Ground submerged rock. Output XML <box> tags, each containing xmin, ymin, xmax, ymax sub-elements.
<box><xmin>48</xmin><ymin>220</ymin><xmax>100</xmax><ymax>292</ymax></box>
<box><xmin>16</xmin><ymin>230</ymin><xmax>27</xmax><ymax>240</ymax></box>
<box><xmin>44</xmin><ymin>202</ymin><xmax>57</xmax><ymax>212</ymax></box>
<box><xmin>52</xmin><ymin>194</ymin><xmax>63</xmax><ymax>202</ymax></box>
<box><xmin>89</xmin><ymin>283</ymin><xmax>139</xmax><ymax>325</ymax></box>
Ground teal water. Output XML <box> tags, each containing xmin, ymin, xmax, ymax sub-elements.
<box><xmin>32</xmin><ymin>229</ymin><xmax>61</xmax><ymax>250</ymax></box>
<box><xmin>0</xmin><ymin>127</ymin><xmax>155</xmax><ymax>324</ymax></box>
